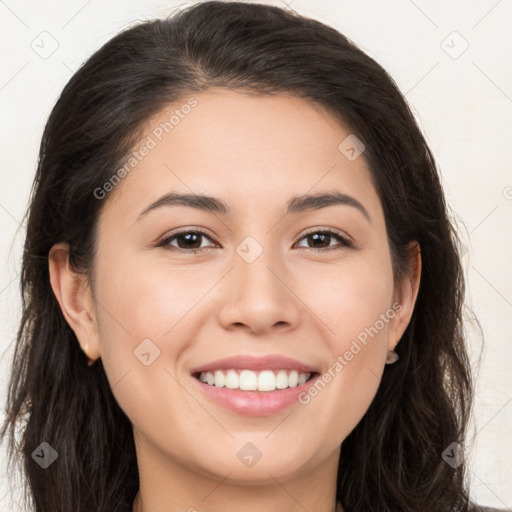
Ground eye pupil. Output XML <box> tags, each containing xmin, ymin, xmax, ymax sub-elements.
<box><xmin>178</xmin><ymin>233</ymin><xmax>202</xmax><ymax>249</ymax></box>
<box><xmin>308</xmin><ymin>233</ymin><xmax>330</xmax><ymax>248</ymax></box>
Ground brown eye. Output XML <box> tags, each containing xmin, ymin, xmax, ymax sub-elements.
<box><xmin>158</xmin><ymin>230</ymin><xmax>216</xmax><ymax>252</ymax></box>
<box><xmin>295</xmin><ymin>230</ymin><xmax>352</xmax><ymax>252</ymax></box>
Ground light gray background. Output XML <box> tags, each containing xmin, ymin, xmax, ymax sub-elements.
<box><xmin>0</xmin><ymin>0</ymin><xmax>511</xmax><ymax>510</ymax></box>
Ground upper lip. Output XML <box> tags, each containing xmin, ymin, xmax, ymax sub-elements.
<box><xmin>190</xmin><ymin>355</ymin><xmax>319</xmax><ymax>375</ymax></box>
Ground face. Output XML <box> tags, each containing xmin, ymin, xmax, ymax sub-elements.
<box><xmin>54</xmin><ymin>89</ymin><xmax>419</xmax><ymax>490</ymax></box>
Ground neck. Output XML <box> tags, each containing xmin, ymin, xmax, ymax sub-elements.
<box><xmin>133</xmin><ymin>493</ymin><xmax>343</xmax><ymax>512</ymax></box>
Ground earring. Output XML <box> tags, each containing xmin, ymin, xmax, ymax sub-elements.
<box><xmin>82</xmin><ymin>342</ymin><xmax>94</xmax><ymax>366</ymax></box>
<box><xmin>385</xmin><ymin>350</ymin><xmax>399</xmax><ymax>364</ymax></box>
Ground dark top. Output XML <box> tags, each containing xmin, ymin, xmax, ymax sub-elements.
<box><xmin>469</xmin><ymin>505</ymin><xmax>511</xmax><ymax>512</ymax></box>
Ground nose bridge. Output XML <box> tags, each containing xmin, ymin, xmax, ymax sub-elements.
<box><xmin>234</xmin><ymin>233</ymin><xmax>286</xmax><ymax>301</ymax></box>
<box><xmin>217</xmin><ymin>232</ymin><xmax>302</xmax><ymax>333</ymax></box>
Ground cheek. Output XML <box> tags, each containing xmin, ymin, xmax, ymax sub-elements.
<box><xmin>90</xmin><ymin>255</ymin><xmax>188</xmax><ymax>387</ymax></box>
<box><xmin>91</xmin><ymin>259</ymin><xmax>202</xmax><ymax>435</ymax></box>
<box><xmin>300</xmin><ymin>253</ymin><xmax>395</xmax><ymax>345</ymax></box>
<box><xmin>299</xmin><ymin>317</ymin><xmax>389</xmax><ymax>452</ymax></box>
<box><xmin>95</xmin><ymin>255</ymin><xmax>207</xmax><ymax>344</ymax></box>
<box><xmin>295</xmin><ymin>256</ymin><xmax>394</xmax><ymax>435</ymax></box>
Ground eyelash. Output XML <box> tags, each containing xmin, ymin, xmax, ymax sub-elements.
<box><xmin>156</xmin><ymin>227</ymin><xmax>353</xmax><ymax>254</ymax></box>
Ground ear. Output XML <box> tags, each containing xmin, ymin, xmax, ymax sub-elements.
<box><xmin>388</xmin><ymin>240</ymin><xmax>422</xmax><ymax>352</ymax></box>
<box><xmin>48</xmin><ymin>242</ymin><xmax>100</xmax><ymax>365</ymax></box>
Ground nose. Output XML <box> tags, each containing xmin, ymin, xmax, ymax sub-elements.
<box><xmin>217</xmin><ymin>245</ymin><xmax>302</xmax><ymax>335</ymax></box>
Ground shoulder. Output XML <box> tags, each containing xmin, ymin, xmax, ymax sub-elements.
<box><xmin>468</xmin><ymin>504</ymin><xmax>512</xmax><ymax>512</ymax></box>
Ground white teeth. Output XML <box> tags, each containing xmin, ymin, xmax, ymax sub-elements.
<box><xmin>298</xmin><ymin>372</ymin><xmax>309</xmax><ymax>385</ymax></box>
<box><xmin>225</xmin><ymin>370</ymin><xmax>239</xmax><ymax>389</ymax></box>
<box><xmin>275</xmin><ymin>370</ymin><xmax>288</xmax><ymax>389</ymax></box>
<box><xmin>288</xmin><ymin>370</ymin><xmax>299</xmax><ymax>388</ymax></box>
<box><xmin>213</xmin><ymin>370</ymin><xmax>225</xmax><ymax>387</ymax></box>
<box><xmin>197</xmin><ymin>369</ymin><xmax>312</xmax><ymax>391</ymax></box>
<box><xmin>239</xmin><ymin>370</ymin><xmax>258</xmax><ymax>390</ymax></box>
<box><xmin>258</xmin><ymin>370</ymin><xmax>276</xmax><ymax>391</ymax></box>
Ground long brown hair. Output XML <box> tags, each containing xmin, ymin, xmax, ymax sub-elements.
<box><xmin>1</xmin><ymin>2</ymin><xmax>480</xmax><ymax>510</ymax></box>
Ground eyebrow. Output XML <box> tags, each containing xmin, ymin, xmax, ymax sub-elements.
<box><xmin>137</xmin><ymin>191</ymin><xmax>371</xmax><ymax>223</ymax></box>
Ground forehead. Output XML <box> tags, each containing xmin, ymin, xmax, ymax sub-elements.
<box><xmin>100</xmin><ymin>88</ymin><xmax>381</xmax><ymax>223</ymax></box>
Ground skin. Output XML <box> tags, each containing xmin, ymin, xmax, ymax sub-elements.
<box><xmin>49</xmin><ymin>88</ymin><xmax>421</xmax><ymax>512</ymax></box>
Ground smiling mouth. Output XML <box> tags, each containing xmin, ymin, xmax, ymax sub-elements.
<box><xmin>192</xmin><ymin>369</ymin><xmax>319</xmax><ymax>392</ymax></box>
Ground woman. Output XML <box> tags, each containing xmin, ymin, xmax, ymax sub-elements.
<box><xmin>0</xmin><ymin>1</ymin><xmax>507</xmax><ymax>511</ymax></box>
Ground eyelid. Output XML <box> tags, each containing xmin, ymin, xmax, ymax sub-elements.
<box><xmin>298</xmin><ymin>226</ymin><xmax>353</xmax><ymax>244</ymax></box>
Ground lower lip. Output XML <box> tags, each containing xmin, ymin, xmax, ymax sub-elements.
<box><xmin>191</xmin><ymin>374</ymin><xmax>320</xmax><ymax>416</ymax></box>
